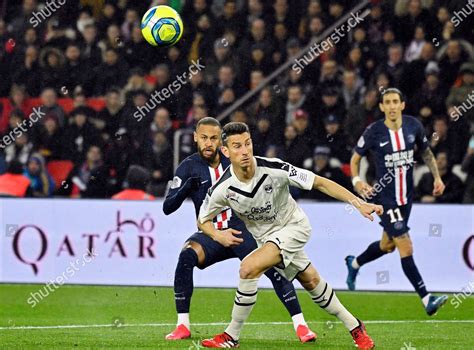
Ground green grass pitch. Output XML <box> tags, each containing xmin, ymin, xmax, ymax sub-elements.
<box><xmin>0</xmin><ymin>284</ymin><xmax>473</xmax><ymax>349</ymax></box>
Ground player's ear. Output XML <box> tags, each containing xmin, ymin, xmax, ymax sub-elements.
<box><xmin>193</xmin><ymin>131</ymin><xmax>198</xmax><ymax>143</ymax></box>
<box><xmin>400</xmin><ymin>101</ymin><xmax>406</xmax><ymax>111</ymax></box>
<box><xmin>221</xmin><ymin>145</ymin><xmax>230</xmax><ymax>158</ymax></box>
<box><xmin>379</xmin><ymin>102</ymin><xmax>385</xmax><ymax>113</ymax></box>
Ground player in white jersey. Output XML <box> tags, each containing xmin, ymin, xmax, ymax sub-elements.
<box><xmin>197</xmin><ymin>122</ymin><xmax>383</xmax><ymax>349</ymax></box>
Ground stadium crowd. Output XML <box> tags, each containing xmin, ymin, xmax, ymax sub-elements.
<box><xmin>0</xmin><ymin>0</ymin><xmax>473</xmax><ymax>202</ymax></box>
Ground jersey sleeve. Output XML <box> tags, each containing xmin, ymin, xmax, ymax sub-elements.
<box><xmin>353</xmin><ymin>125</ymin><xmax>374</xmax><ymax>156</ymax></box>
<box><xmin>284</xmin><ymin>163</ymin><xmax>316</xmax><ymax>190</ymax></box>
<box><xmin>198</xmin><ymin>187</ymin><xmax>228</xmax><ymax>224</ymax></box>
<box><xmin>162</xmin><ymin>161</ymin><xmax>190</xmax><ymax>215</ymax></box>
<box><xmin>414</xmin><ymin>118</ymin><xmax>429</xmax><ymax>152</ymax></box>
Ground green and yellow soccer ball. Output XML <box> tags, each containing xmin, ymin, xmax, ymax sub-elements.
<box><xmin>141</xmin><ymin>5</ymin><xmax>183</xmax><ymax>47</ymax></box>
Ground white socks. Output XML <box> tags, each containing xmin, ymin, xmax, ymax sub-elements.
<box><xmin>291</xmin><ymin>313</ymin><xmax>307</xmax><ymax>331</ymax></box>
<box><xmin>308</xmin><ymin>277</ymin><xmax>359</xmax><ymax>331</ymax></box>
<box><xmin>225</xmin><ymin>278</ymin><xmax>259</xmax><ymax>340</ymax></box>
<box><xmin>177</xmin><ymin>313</ymin><xmax>190</xmax><ymax>329</ymax></box>
<box><xmin>351</xmin><ymin>258</ymin><xmax>360</xmax><ymax>270</ymax></box>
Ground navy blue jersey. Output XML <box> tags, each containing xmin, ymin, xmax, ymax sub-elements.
<box><xmin>163</xmin><ymin>152</ymin><xmax>236</xmax><ymax>229</ymax></box>
<box><xmin>354</xmin><ymin>115</ymin><xmax>429</xmax><ymax>206</ymax></box>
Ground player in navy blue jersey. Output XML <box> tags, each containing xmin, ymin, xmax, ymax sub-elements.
<box><xmin>163</xmin><ymin>117</ymin><xmax>316</xmax><ymax>342</ymax></box>
<box><xmin>345</xmin><ymin>88</ymin><xmax>448</xmax><ymax>315</ymax></box>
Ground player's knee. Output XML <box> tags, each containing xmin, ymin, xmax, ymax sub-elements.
<box><xmin>239</xmin><ymin>261</ymin><xmax>259</xmax><ymax>279</ymax></box>
<box><xmin>299</xmin><ymin>274</ymin><xmax>320</xmax><ymax>291</ymax></box>
<box><xmin>182</xmin><ymin>241</ymin><xmax>206</xmax><ymax>267</ymax></box>
<box><xmin>380</xmin><ymin>241</ymin><xmax>395</xmax><ymax>253</ymax></box>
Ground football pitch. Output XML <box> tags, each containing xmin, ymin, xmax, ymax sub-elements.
<box><xmin>0</xmin><ymin>284</ymin><xmax>473</xmax><ymax>349</ymax></box>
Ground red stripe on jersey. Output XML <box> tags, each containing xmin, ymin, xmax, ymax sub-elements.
<box><xmin>394</xmin><ymin>131</ymin><xmax>404</xmax><ymax>205</ymax></box>
<box><xmin>214</xmin><ymin>167</ymin><xmax>220</xmax><ymax>180</ymax></box>
<box><xmin>394</xmin><ymin>130</ymin><xmax>402</xmax><ymax>151</ymax></box>
<box><xmin>217</xmin><ymin>221</ymin><xmax>223</xmax><ymax>229</ymax></box>
<box><xmin>222</xmin><ymin>210</ymin><xmax>227</xmax><ymax>221</ymax></box>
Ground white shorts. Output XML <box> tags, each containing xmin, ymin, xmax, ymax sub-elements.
<box><xmin>259</xmin><ymin>213</ymin><xmax>312</xmax><ymax>281</ymax></box>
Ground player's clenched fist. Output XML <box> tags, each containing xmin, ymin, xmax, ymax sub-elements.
<box><xmin>215</xmin><ymin>229</ymin><xmax>243</xmax><ymax>247</ymax></box>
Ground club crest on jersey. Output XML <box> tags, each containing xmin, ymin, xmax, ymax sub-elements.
<box><xmin>264</xmin><ymin>184</ymin><xmax>273</xmax><ymax>193</ymax></box>
<box><xmin>226</xmin><ymin>190</ymin><xmax>239</xmax><ymax>203</ymax></box>
<box><xmin>170</xmin><ymin>176</ymin><xmax>182</xmax><ymax>189</ymax></box>
<box><xmin>408</xmin><ymin>134</ymin><xmax>415</xmax><ymax>143</ymax></box>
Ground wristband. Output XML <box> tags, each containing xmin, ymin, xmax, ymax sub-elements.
<box><xmin>352</xmin><ymin>176</ymin><xmax>362</xmax><ymax>187</ymax></box>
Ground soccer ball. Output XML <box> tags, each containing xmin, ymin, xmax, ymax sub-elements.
<box><xmin>141</xmin><ymin>5</ymin><xmax>183</xmax><ymax>47</ymax></box>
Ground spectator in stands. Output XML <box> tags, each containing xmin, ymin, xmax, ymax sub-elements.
<box><xmin>375</xmin><ymin>43</ymin><xmax>407</xmax><ymax>88</ymax></box>
<box><xmin>292</xmin><ymin>109</ymin><xmax>313</xmax><ymax>145</ymax></box>
<box><xmin>123</xmin><ymin>68</ymin><xmax>153</xmax><ymax>101</ymax></box>
<box><xmin>411</xmin><ymin>63</ymin><xmax>447</xmax><ymax>128</ymax></box>
<box><xmin>0</xmin><ymin>160</ymin><xmax>31</xmax><ymax>197</ymax></box>
<box><xmin>11</xmin><ymin>46</ymin><xmax>42</xmax><ymax>97</ymax></box>
<box><xmin>112</xmin><ymin>165</ymin><xmax>155</xmax><ymax>200</ymax></box>
<box><xmin>402</xmin><ymin>42</ymin><xmax>436</xmax><ymax>99</ymax></box>
<box><xmin>58</xmin><ymin>145</ymin><xmax>111</xmax><ymax>198</ymax></box>
<box><xmin>316</xmin><ymin>87</ymin><xmax>346</xmax><ymax>137</ymax></box>
<box><xmin>150</xmin><ymin>64</ymin><xmax>178</xmax><ymax>117</ymax></box>
<box><xmin>438</xmin><ymin>40</ymin><xmax>469</xmax><ymax>89</ymax></box>
<box><xmin>7</xmin><ymin>0</ymin><xmax>37</xmax><ymax>37</ymax></box>
<box><xmin>430</xmin><ymin>115</ymin><xmax>469</xmax><ymax>165</ymax></box>
<box><xmin>4</xmin><ymin>132</ymin><xmax>33</xmax><ymax>166</ymax></box>
<box><xmin>179</xmin><ymin>70</ymin><xmax>214</xmax><ymax>119</ymax></box>
<box><xmin>302</xmin><ymin>146</ymin><xmax>352</xmax><ymax>201</ymax></box>
<box><xmin>461</xmin><ymin>137</ymin><xmax>474</xmax><ymax>204</ymax></box>
<box><xmin>319</xmin><ymin>114</ymin><xmax>352</xmax><ymax>164</ymax></box>
<box><xmin>318</xmin><ymin>59</ymin><xmax>341</xmax><ymax>91</ymax></box>
<box><xmin>248</xmin><ymin>87</ymin><xmax>284</xmax><ymax>140</ymax></box>
<box><xmin>23</xmin><ymin>153</ymin><xmax>55</xmax><ymax>197</ymax></box>
<box><xmin>144</xmin><ymin>131</ymin><xmax>173</xmax><ymax>197</ymax></box>
<box><xmin>278</xmin><ymin>124</ymin><xmax>312</xmax><ymax>169</ymax></box>
<box><xmin>62</xmin><ymin>110</ymin><xmax>100</xmax><ymax>163</ymax></box>
<box><xmin>446</xmin><ymin>62</ymin><xmax>474</xmax><ymax>124</ymax></box>
<box><xmin>33</xmin><ymin>115</ymin><xmax>63</xmax><ymax>161</ymax></box>
<box><xmin>345</xmin><ymin>89</ymin><xmax>381</xmax><ymax>147</ymax></box>
<box><xmin>93</xmin><ymin>48</ymin><xmax>129</xmax><ymax>96</ymax></box>
<box><xmin>71</xmin><ymin>89</ymin><xmax>97</xmax><ymax>119</ymax></box>
<box><xmin>416</xmin><ymin>151</ymin><xmax>464</xmax><ymax>203</ymax></box>
<box><xmin>341</xmin><ymin>70</ymin><xmax>365</xmax><ymax>110</ymax></box>
<box><xmin>215</xmin><ymin>0</ymin><xmax>244</xmax><ymax>38</ymax></box>
<box><xmin>39</xmin><ymin>47</ymin><xmax>67</xmax><ymax>93</ymax></box>
<box><xmin>271</xmin><ymin>22</ymin><xmax>290</xmax><ymax>65</ymax></box>
<box><xmin>121</xmin><ymin>8</ymin><xmax>140</xmax><ymax>41</ymax></box>
<box><xmin>79</xmin><ymin>24</ymin><xmax>102</xmax><ymax>69</ymax></box>
<box><xmin>395</xmin><ymin>0</ymin><xmax>433</xmax><ymax>45</ymax></box>
<box><xmin>404</xmin><ymin>25</ymin><xmax>427</xmax><ymax>63</ymax></box>
<box><xmin>285</xmin><ymin>84</ymin><xmax>309</xmax><ymax>125</ymax></box>
<box><xmin>251</xmin><ymin>116</ymin><xmax>274</xmax><ymax>156</ymax></box>
<box><xmin>40</xmin><ymin>88</ymin><xmax>66</xmax><ymax>127</ymax></box>
<box><xmin>97</xmin><ymin>2</ymin><xmax>121</xmax><ymax>37</ymax></box>
<box><xmin>64</xmin><ymin>43</ymin><xmax>90</xmax><ymax>96</ymax></box>
<box><xmin>150</xmin><ymin>107</ymin><xmax>174</xmax><ymax>145</ymax></box>
<box><xmin>0</xmin><ymin>85</ymin><xmax>33</xmax><ymax>134</ymax></box>
<box><xmin>238</xmin><ymin>18</ymin><xmax>272</xmax><ymax>62</ymax></box>
<box><xmin>96</xmin><ymin>87</ymin><xmax>124</xmax><ymax>142</ymax></box>
<box><xmin>187</xmin><ymin>14</ymin><xmax>216</xmax><ymax>64</ymax></box>
<box><xmin>214</xmin><ymin>65</ymin><xmax>244</xmax><ymax>103</ymax></box>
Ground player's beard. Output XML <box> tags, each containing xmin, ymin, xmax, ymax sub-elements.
<box><xmin>198</xmin><ymin>146</ymin><xmax>218</xmax><ymax>163</ymax></box>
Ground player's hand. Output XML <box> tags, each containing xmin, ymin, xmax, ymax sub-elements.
<box><xmin>358</xmin><ymin>202</ymin><xmax>384</xmax><ymax>222</ymax></box>
<box><xmin>432</xmin><ymin>177</ymin><xmax>445</xmax><ymax>197</ymax></box>
<box><xmin>354</xmin><ymin>181</ymin><xmax>375</xmax><ymax>200</ymax></box>
<box><xmin>215</xmin><ymin>229</ymin><xmax>243</xmax><ymax>247</ymax></box>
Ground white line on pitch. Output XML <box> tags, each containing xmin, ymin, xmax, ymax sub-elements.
<box><xmin>1</xmin><ymin>320</ymin><xmax>473</xmax><ymax>330</ymax></box>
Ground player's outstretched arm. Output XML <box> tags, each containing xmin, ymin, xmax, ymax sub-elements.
<box><xmin>197</xmin><ymin>220</ymin><xmax>243</xmax><ymax>247</ymax></box>
<box><xmin>313</xmin><ymin>175</ymin><xmax>383</xmax><ymax>221</ymax></box>
<box><xmin>421</xmin><ymin>148</ymin><xmax>445</xmax><ymax>197</ymax></box>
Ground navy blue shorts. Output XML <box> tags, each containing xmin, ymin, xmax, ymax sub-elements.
<box><xmin>186</xmin><ymin>225</ymin><xmax>258</xmax><ymax>268</ymax></box>
<box><xmin>378</xmin><ymin>202</ymin><xmax>412</xmax><ymax>238</ymax></box>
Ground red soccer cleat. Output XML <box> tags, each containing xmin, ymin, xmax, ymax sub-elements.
<box><xmin>201</xmin><ymin>332</ymin><xmax>240</xmax><ymax>348</ymax></box>
<box><xmin>350</xmin><ymin>320</ymin><xmax>375</xmax><ymax>349</ymax></box>
<box><xmin>165</xmin><ymin>324</ymin><xmax>191</xmax><ymax>340</ymax></box>
<box><xmin>296</xmin><ymin>324</ymin><xmax>317</xmax><ymax>343</ymax></box>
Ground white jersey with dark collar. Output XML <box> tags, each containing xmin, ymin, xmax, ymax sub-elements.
<box><xmin>199</xmin><ymin>156</ymin><xmax>316</xmax><ymax>241</ymax></box>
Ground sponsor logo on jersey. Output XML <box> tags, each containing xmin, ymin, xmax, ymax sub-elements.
<box><xmin>289</xmin><ymin>166</ymin><xmax>298</xmax><ymax>177</ymax></box>
<box><xmin>408</xmin><ymin>134</ymin><xmax>415</xmax><ymax>144</ymax></box>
